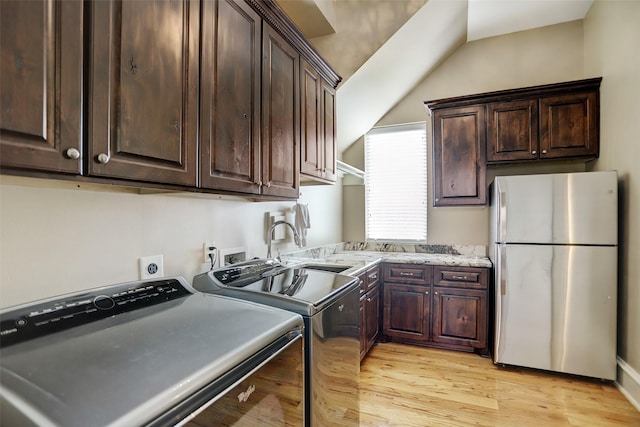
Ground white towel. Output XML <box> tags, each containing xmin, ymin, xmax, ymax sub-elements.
<box><xmin>293</xmin><ymin>203</ymin><xmax>310</xmax><ymax>246</ymax></box>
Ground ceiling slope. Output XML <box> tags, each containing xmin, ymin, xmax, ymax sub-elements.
<box><xmin>335</xmin><ymin>0</ymin><xmax>468</xmax><ymax>151</ymax></box>
<box><xmin>467</xmin><ymin>0</ymin><xmax>594</xmax><ymax>42</ymax></box>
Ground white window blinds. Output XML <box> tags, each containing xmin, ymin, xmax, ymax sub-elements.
<box><xmin>365</xmin><ymin>123</ymin><xmax>428</xmax><ymax>242</ymax></box>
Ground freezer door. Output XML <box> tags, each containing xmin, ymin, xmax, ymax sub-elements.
<box><xmin>493</xmin><ymin>244</ymin><xmax>617</xmax><ymax>380</ymax></box>
<box><xmin>492</xmin><ymin>171</ymin><xmax>618</xmax><ymax>245</ymax></box>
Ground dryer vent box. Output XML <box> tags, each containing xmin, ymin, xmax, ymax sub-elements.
<box><xmin>219</xmin><ymin>247</ymin><xmax>247</xmax><ymax>266</ymax></box>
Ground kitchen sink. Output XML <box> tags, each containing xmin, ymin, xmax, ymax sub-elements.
<box><xmin>300</xmin><ymin>264</ymin><xmax>352</xmax><ymax>273</ymax></box>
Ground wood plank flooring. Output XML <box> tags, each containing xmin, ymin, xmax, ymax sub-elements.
<box><xmin>359</xmin><ymin>343</ymin><xmax>640</xmax><ymax>426</ymax></box>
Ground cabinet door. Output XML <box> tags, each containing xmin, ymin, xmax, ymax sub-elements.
<box><xmin>0</xmin><ymin>0</ymin><xmax>82</xmax><ymax>174</ymax></box>
<box><xmin>300</xmin><ymin>59</ymin><xmax>322</xmax><ymax>179</ymax></box>
<box><xmin>487</xmin><ymin>99</ymin><xmax>538</xmax><ymax>162</ymax></box>
<box><xmin>261</xmin><ymin>24</ymin><xmax>300</xmax><ymax>198</ymax></box>
<box><xmin>359</xmin><ymin>295</ymin><xmax>366</xmax><ymax>359</ymax></box>
<box><xmin>364</xmin><ymin>284</ymin><xmax>380</xmax><ymax>354</ymax></box>
<box><xmin>432</xmin><ymin>287</ymin><xmax>487</xmax><ymax>350</ymax></box>
<box><xmin>432</xmin><ymin>105</ymin><xmax>486</xmax><ymax>206</ymax></box>
<box><xmin>88</xmin><ymin>0</ymin><xmax>199</xmax><ymax>186</ymax></box>
<box><xmin>382</xmin><ymin>283</ymin><xmax>431</xmax><ymax>342</ymax></box>
<box><xmin>320</xmin><ymin>79</ymin><xmax>337</xmax><ymax>182</ymax></box>
<box><xmin>539</xmin><ymin>91</ymin><xmax>599</xmax><ymax>159</ymax></box>
<box><xmin>200</xmin><ymin>0</ymin><xmax>261</xmax><ymax>194</ymax></box>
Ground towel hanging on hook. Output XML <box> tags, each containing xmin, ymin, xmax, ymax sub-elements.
<box><xmin>293</xmin><ymin>203</ymin><xmax>310</xmax><ymax>247</ymax></box>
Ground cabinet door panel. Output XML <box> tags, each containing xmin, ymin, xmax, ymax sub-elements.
<box><xmin>432</xmin><ymin>105</ymin><xmax>486</xmax><ymax>206</ymax></box>
<box><xmin>433</xmin><ymin>287</ymin><xmax>487</xmax><ymax>349</ymax></box>
<box><xmin>364</xmin><ymin>285</ymin><xmax>380</xmax><ymax>350</ymax></box>
<box><xmin>300</xmin><ymin>60</ymin><xmax>321</xmax><ymax>177</ymax></box>
<box><xmin>539</xmin><ymin>92</ymin><xmax>598</xmax><ymax>159</ymax></box>
<box><xmin>200</xmin><ymin>0</ymin><xmax>261</xmax><ymax>193</ymax></box>
<box><xmin>0</xmin><ymin>0</ymin><xmax>82</xmax><ymax>173</ymax></box>
<box><xmin>261</xmin><ymin>24</ymin><xmax>299</xmax><ymax>198</ymax></box>
<box><xmin>88</xmin><ymin>0</ymin><xmax>198</xmax><ymax>185</ymax></box>
<box><xmin>321</xmin><ymin>81</ymin><xmax>337</xmax><ymax>182</ymax></box>
<box><xmin>487</xmin><ymin>100</ymin><xmax>538</xmax><ymax>162</ymax></box>
<box><xmin>383</xmin><ymin>284</ymin><xmax>430</xmax><ymax>342</ymax></box>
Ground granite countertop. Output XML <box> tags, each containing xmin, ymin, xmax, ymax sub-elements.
<box><xmin>282</xmin><ymin>243</ymin><xmax>492</xmax><ymax>277</ymax></box>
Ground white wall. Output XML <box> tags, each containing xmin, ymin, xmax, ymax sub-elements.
<box><xmin>0</xmin><ymin>175</ymin><xmax>342</xmax><ymax>308</ymax></box>
<box><xmin>583</xmin><ymin>0</ymin><xmax>640</xmax><ymax>398</ymax></box>
<box><xmin>343</xmin><ymin>20</ymin><xmax>587</xmax><ymax>245</ymax></box>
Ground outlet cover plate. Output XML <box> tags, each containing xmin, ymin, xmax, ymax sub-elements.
<box><xmin>139</xmin><ymin>255</ymin><xmax>164</xmax><ymax>280</ymax></box>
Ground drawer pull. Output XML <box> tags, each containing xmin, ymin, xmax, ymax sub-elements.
<box><xmin>425</xmin><ymin>291</ymin><xmax>429</xmax><ymax>295</ymax></box>
<box><xmin>370</xmin><ymin>273</ymin><xmax>377</xmax><ymax>279</ymax></box>
<box><xmin>399</xmin><ymin>272</ymin><xmax>415</xmax><ymax>277</ymax></box>
<box><xmin>452</xmin><ymin>275</ymin><xmax>468</xmax><ymax>280</ymax></box>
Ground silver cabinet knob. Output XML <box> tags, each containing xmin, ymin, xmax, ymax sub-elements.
<box><xmin>542</xmin><ymin>149</ymin><xmax>547</xmax><ymax>154</ymax></box>
<box><xmin>66</xmin><ymin>148</ymin><xmax>80</xmax><ymax>159</ymax></box>
<box><xmin>97</xmin><ymin>153</ymin><xmax>110</xmax><ymax>164</ymax></box>
<box><xmin>425</xmin><ymin>291</ymin><xmax>429</xmax><ymax>295</ymax></box>
<box><xmin>532</xmin><ymin>150</ymin><xmax>537</xmax><ymax>155</ymax></box>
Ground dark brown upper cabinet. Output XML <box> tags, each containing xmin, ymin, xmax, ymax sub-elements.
<box><xmin>0</xmin><ymin>0</ymin><xmax>83</xmax><ymax>174</ymax></box>
<box><xmin>538</xmin><ymin>90</ymin><xmax>599</xmax><ymax>160</ymax></box>
<box><xmin>487</xmin><ymin>99</ymin><xmax>539</xmax><ymax>162</ymax></box>
<box><xmin>260</xmin><ymin>23</ymin><xmax>300</xmax><ymax>199</ymax></box>
<box><xmin>200</xmin><ymin>0</ymin><xmax>262</xmax><ymax>194</ymax></box>
<box><xmin>426</xmin><ymin>78</ymin><xmax>601</xmax><ymax>206</ymax></box>
<box><xmin>87</xmin><ymin>0</ymin><xmax>200</xmax><ymax>186</ymax></box>
<box><xmin>487</xmin><ymin>88</ymin><xmax>599</xmax><ymax>163</ymax></box>
<box><xmin>431</xmin><ymin>105</ymin><xmax>487</xmax><ymax>207</ymax></box>
<box><xmin>300</xmin><ymin>59</ymin><xmax>337</xmax><ymax>184</ymax></box>
<box><xmin>1</xmin><ymin>0</ymin><xmax>340</xmax><ymax>199</ymax></box>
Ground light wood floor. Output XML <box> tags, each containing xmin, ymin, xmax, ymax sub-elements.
<box><xmin>359</xmin><ymin>343</ymin><xmax>640</xmax><ymax>427</ymax></box>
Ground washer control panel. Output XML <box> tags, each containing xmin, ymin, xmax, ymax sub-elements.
<box><xmin>0</xmin><ymin>278</ymin><xmax>191</xmax><ymax>347</ymax></box>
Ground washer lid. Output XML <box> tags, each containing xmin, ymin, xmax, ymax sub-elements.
<box><xmin>0</xmin><ymin>278</ymin><xmax>303</xmax><ymax>427</ymax></box>
<box><xmin>199</xmin><ymin>260</ymin><xmax>359</xmax><ymax>315</ymax></box>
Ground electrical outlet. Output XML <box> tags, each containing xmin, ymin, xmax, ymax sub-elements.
<box><xmin>139</xmin><ymin>255</ymin><xmax>164</xmax><ymax>280</ymax></box>
<box><xmin>203</xmin><ymin>241</ymin><xmax>217</xmax><ymax>264</ymax></box>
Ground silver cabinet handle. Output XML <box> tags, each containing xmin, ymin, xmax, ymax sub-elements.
<box><xmin>425</xmin><ymin>291</ymin><xmax>429</xmax><ymax>295</ymax></box>
<box><xmin>434</xmin><ymin>291</ymin><xmax>438</xmax><ymax>295</ymax></box>
<box><xmin>452</xmin><ymin>275</ymin><xmax>468</xmax><ymax>280</ymax></box>
<box><xmin>532</xmin><ymin>150</ymin><xmax>537</xmax><ymax>155</ymax></box>
<box><xmin>542</xmin><ymin>149</ymin><xmax>547</xmax><ymax>154</ymax></box>
<box><xmin>338</xmin><ymin>304</ymin><xmax>344</xmax><ymax>312</ymax></box>
<box><xmin>97</xmin><ymin>153</ymin><xmax>110</xmax><ymax>164</ymax></box>
<box><xmin>66</xmin><ymin>148</ymin><xmax>80</xmax><ymax>159</ymax></box>
<box><xmin>399</xmin><ymin>272</ymin><xmax>414</xmax><ymax>277</ymax></box>
<box><xmin>367</xmin><ymin>298</ymin><xmax>371</xmax><ymax>302</ymax></box>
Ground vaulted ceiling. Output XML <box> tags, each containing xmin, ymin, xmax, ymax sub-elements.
<box><xmin>277</xmin><ymin>0</ymin><xmax>594</xmax><ymax>151</ymax></box>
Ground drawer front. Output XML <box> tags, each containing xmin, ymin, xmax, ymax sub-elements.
<box><xmin>358</xmin><ymin>271</ymin><xmax>367</xmax><ymax>294</ymax></box>
<box><xmin>433</xmin><ymin>266</ymin><xmax>488</xmax><ymax>289</ymax></box>
<box><xmin>365</xmin><ymin>266</ymin><xmax>380</xmax><ymax>291</ymax></box>
<box><xmin>384</xmin><ymin>264</ymin><xmax>432</xmax><ymax>285</ymax></box>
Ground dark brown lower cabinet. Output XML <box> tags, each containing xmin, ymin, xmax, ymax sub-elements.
<box><xmin>360</xmin><ymin>284</ymin><xmax>380</xmax><ymax>360</ymax></box>
<box><xmin>359</xmin><ymin>265</ymin><xmax>380</xmax><ymax>360</ymax></box>
<box><xmin>432</xmin><ymin>287</ymin><xmax>487</xmax><ymax>354</ymax></box>
<box><xmin>382</xmin><ymin>263</ymin><xmax>490</xmax><ymax>356</ymax></box>
<box><xmin>382</xmin><ymin>283</ymin><xmax>431</xmax><ymax>343</ymax></box>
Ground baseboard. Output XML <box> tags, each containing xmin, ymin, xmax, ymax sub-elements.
<box><xmin>616</xmin><ymin>357</ymin><xmax>640</xmax><ymax>411</ymax></box>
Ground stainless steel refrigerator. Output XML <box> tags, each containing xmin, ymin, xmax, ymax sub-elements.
<box><xmin>490</xmin><ymin>171</ymin><xmax>618</xmax><ymax>380</ymax></box>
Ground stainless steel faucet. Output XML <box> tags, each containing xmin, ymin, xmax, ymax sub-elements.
<box><xmin>267</xmin><ymin>220</ymin><xmax>301</xmax><ymax>259</ymax></box>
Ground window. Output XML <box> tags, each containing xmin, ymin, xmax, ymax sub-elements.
<box><xmin>365</xmin><ymin>123</ymin><xmax>427</xmax><ymax>242</ymax></box>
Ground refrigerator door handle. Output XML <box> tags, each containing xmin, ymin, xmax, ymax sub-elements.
<box><xmin>494</xmin><ymin>244</ymin><xmax>506</xmax><ymax>360</ymax></box>
<box><xmin>499</xmin><ymin>191</ymin><xmax>507</xmax><ymax>242</ymax></box>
